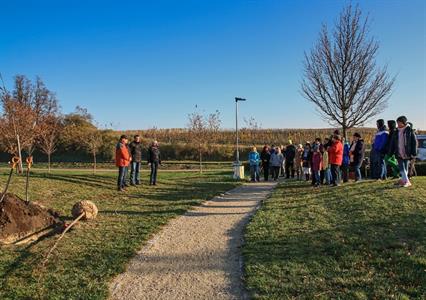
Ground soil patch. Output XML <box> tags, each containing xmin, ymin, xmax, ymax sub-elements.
<box><xmin>0</xmin><ymin>193</ymin><xmax>61</xmax><ymax>245</ymax></box>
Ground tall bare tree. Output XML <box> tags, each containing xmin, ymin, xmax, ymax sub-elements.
<box><xmin>38</xmin><ymin>114</ymin><xmax>62</xmax><ymax>173</ymax></box>
<box><xmin>301</xmin><ymin>5</ymin><xmax>395</xmax><ymax>138</ymax></box>
<box><xmin>187</xmin><ymin>109</ymin><xmax>221</xmax><ymax>173</ymax></box>
<box><xmin>84</xmin><ymin>127</ymin><xmax>104</xmax><ymax>175</ymax></box>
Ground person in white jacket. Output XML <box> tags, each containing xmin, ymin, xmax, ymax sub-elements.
<box><xmin>270</xmin><ymin>147</ymin><xmax>284</xmax><ymax>181</ymax></box>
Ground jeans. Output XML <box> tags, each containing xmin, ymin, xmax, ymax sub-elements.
<box><xmin>250</xmin><ymin>165</ymin><xmax>260</xmax><ymax>181</ymax></box>
<box><xmin>313</xmin><ymin>170</ymin><xmax>320</xmax><ymax>185</ymax></box>
<box><xmin>330</xmin><ymin>164</ymin><xmax>341</xmax><ymax>185</ymax></box>
<box><xmin>130</xmin><ymin>161</ymin><xmax>141</xmax><ymax>184</ymax></box>
<box><xmin>371</xmin><ymin>150</ymin><xmax>386</xmax><ymax>179</ymax></box>
<box><xmin>117</xmin><ymin>166</ymin><xmax>127</xmax><ymax>189</ymax></box>
<box><xmin>150</xmin><ymin>161</ymin><xmax>159</xmax><ymax>184</ymax></box>
<box><xmin>398</xmin><ymin>159</ymin><xmax>410</xmax><ymax>183</ymax></box>
<box><xmin>324</xmin><ymin>168</ymin><xmax>331</xmax><ymax>184</ymax></box>
<box><xmin>353</xmin><ymin>163</ymin><xmax>362</xmax><ymax>181</ymax></box>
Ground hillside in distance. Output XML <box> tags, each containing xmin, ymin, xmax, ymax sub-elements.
<box><xmin>121</xmin><ymin>127</ymin><xmax>380</xmax><ymax>146</ymax></box>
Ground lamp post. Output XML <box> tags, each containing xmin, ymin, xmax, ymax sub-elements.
<box><xmin>235</xmin><ymin>97</ymin><xmax>246</xmax><ymax>163</ymax></box>
<box><xmin>233</xmin><ymin>97</ymin><xmax>246</xmax><ymax>179</ymax></box>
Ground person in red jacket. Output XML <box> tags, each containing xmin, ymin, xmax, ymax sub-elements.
<box><xmin>116</xmin><ymin>135</ymin><xmax>131</xmax><ymax>191</ymax></box>
<box><xmin>328</xmin><ymin>134</ymin><xmax>343</xmax><ymax>186</ymax></box>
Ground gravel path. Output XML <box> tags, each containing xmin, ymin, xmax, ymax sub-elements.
<box><xmin>109</xmin><ymin>181</ymin><xmax>277</xmax><ymax>300</ymax></box>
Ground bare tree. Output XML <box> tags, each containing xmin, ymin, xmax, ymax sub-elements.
<box><xmin>187</xmin><ymin>109</ymin><xmax>222</xmax><ymax>173</ymax></box>
<box><xmin>38</xmin><ymin>114</ymin><xmax>62</xmax><ymax>173</ymax></box>
<box><xmin>187</xmin><ymin>111</ymin><xmax>207</xmax><ymax>173</ymax></box>
<box><xmin>301</xmin><ymin>5</ymin><xmax>395</xmax><ymax>138</ymax></box>
<box><xmin>84</xmin><ymin>127</ymin><xmax>103</xmax><ymax>175</ymax></box>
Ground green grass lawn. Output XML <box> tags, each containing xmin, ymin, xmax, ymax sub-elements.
<box><xmin>243</xmin><ymin>178</ymin><xmax>426</xmax><ymax>299</ymax></box>
<box><xmin>0</xmin><ymin>170</ymin><xmax>239</xmax><ymax>300</ymax></box>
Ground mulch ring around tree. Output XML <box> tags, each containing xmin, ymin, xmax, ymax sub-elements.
<box><xmin>0</xmin><ymin>193</ymin><xmax>62</xmax><ymax>245</ymax></box>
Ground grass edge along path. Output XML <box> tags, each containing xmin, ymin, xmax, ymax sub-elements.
<box><xmin>0</xmin><ymin>170</ymin><xmax>240</xmax><ymax>300</ymax></box>
<box><xmin>243</xmin><ymin>178</ymin><xmax>426</xmax><ymax>299</ymax></box>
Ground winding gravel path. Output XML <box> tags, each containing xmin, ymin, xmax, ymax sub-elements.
<box><xmin>109</xmin><ymin>181</ymin><xmax>277</xmax><ymax>300</ymax></box>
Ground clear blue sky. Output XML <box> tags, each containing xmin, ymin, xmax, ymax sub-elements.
<box><xmin>1</xmin><ymin>0</ymin><xmax>425</xmax><ymax>130</ymax></box>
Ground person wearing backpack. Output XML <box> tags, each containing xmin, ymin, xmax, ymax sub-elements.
<box><xmin>147</xmin><ymin>140</ymin><xmax>162</xmax><ymax>186</ymax></box>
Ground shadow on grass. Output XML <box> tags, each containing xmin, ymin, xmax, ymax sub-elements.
<box><xmin>128</xmin><ymin>182</ymin><xmax>238</xmax><ymax>202</ymax></box>
<box><xmin>31</xmin><ymin>173</ymin><xmax>113</xmax><ymax>189</ymax></box>
<box><xmin>99</xmin><ymin>209</ymin><xmax>187</xmax><ymax>216</ymax></box>
<box><xmin>244</xmin><ymin>208</ymin><xmax>426</xmax><ymax>298</ymax></box>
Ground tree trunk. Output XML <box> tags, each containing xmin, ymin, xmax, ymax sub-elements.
<box><xmin>93</xmin><ymin>151</ymin><xmax>97</xmax><ymax>175</ymax></box>
<box><xmin>342</xmin><ymin>126</ymin><xmax>348</xmax><ymax>142</ymax></box>
<box><xmin>48</xmin><ymin>152</ymin><xmax>51</xmax><ymax>173</ymax></box>
<box><xmin>199</xmin><ymin>146</ymin><xmax>202</xmax><ymax>174</ymax></box>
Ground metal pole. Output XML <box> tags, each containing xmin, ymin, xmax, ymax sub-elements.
<box><xmin>236</xmin><ymin>99</ymin><xmax>239</xmax><ymax>163</ymax></box>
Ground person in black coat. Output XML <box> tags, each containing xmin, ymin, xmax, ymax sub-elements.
<box><xmin>284</xmin><ymin>140</ymin><xmax>296</xmax><ymax>179</ymax></box>
<box><xmin>147</xmin><ymin>140</ymin><xmax>162</xmax><ymax>185</ymax></box>
<box><xmin>389</xmin><ymin>116</ymin><xmax>417</xmax><ymax>187</ymax></box>
<box><xmin>349</xmin><ymin>133</ymin><xmax>365</xmax><ymax>181</ymax></box>
<box><xmin>385</xmin><ymin>120</ymin><xmax>399</xmax><ymax>178</ymax></box>
<box><xmin>260</xmin><ymin>145</ymin><xmax>271</xmax><ymax>181</ymax></box>
<box><xmin>129</xmin><ymin>135</ymin><xmax>143</xmax><ymax>185</ymax></box>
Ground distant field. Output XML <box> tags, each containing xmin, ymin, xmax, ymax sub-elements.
<box><xmin>243</xmin><ymin>178</ymin><xmax>426</xmax><ymax>299</ymax></box>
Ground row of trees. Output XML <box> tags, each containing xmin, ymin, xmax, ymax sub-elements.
<box><xmin>0</xmin><ymin>75</ymin><xmax>109</xmax><ymax>173</ymax></box>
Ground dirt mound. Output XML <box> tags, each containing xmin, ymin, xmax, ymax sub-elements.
<box><xmin>0</xmin><ymin>193</ymin><xmax>61</xmax><ymax>245</ymax></box>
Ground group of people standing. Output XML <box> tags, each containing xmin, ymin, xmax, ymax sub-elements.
<box><xmin>115</xmin><ymin>135</ymin><xmax>162</xmax><ymax>191</ymax></box>
<box><xmin>248</xmin><ymin>115</ymin><xmax>417</xmax><ymax>188</ymax></box>
<box><xmin>370</xmin><ymin>116</ymin><xmax>417</xmax><ymax>187</ymax></box>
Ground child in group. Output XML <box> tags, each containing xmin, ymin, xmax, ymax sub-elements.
<box><xmin>342</xmin><ymin>138</ymin><xmax>351</xmax><ymax>183</ymax></box>
<box><xmin>311</xmin><ymin>143</ymin><xmax>323</xmax><ymax>187</ymax></box>
<box><xmin>302</xmin><ymin>142</ymin><xmax>312</xmax><ymax>181</ymax></box>
<box><xmin>322</xmin><ymin>145</ymin><xmax>331</xmax><ymax>184</ymax></box>
<box><xmin>294</xmin><ymin>144</ymin><xmax>304</xmax><ymax>180</ymax></box>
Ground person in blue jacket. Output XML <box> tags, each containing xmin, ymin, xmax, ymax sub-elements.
<box><xmin>341</xmin><ymin>138</ymin><xmax>351</xmax><ymax>182</ymax></box>
<box><xmin>371</xmin><ymin>119</ymin><xmax>388</xmax><ymax>180</ymax></box>
<box><xmin>248</xmin><ymin>146</ymin><xmax>260</xmax><ymax>182</ymax></box>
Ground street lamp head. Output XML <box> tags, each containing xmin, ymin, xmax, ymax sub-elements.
<box><xmin>235</xmin><ymin>97</ymin><xmax>246</xmax><ymax>102</ymax></box>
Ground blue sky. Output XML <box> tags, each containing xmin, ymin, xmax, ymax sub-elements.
<box><xmin>1</xmin><ymin>0</ymin><xmax>425</xmax><ymax>130</ymax></box>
